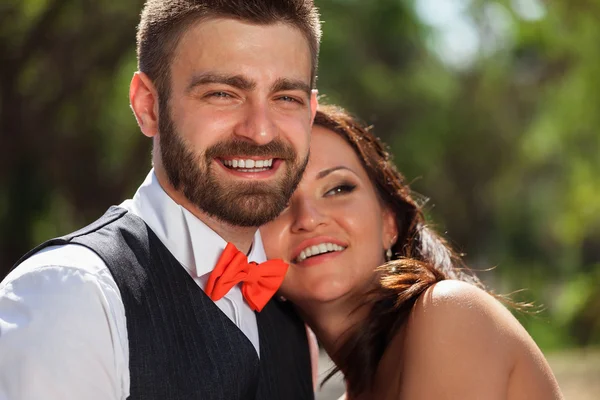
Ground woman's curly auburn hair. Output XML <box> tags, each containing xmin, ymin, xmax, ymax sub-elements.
<box><xmin>313</xmin><ymin>104</ymin><xmax>484</xmax><ymax>397</ymax></box>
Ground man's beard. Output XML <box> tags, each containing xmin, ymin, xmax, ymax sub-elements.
<box><xmin>158</xmin><ymin>101</ymin><xmax>308</xmax><ymax>227</ymax></box>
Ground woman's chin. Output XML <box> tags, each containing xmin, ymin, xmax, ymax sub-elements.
<box><xmin>281</xmin><ymin>281</ymin><xmax>352</xmax><ymax>307</ymax></box>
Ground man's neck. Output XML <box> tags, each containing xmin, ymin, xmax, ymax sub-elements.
<box><xmin>154</xmin><ymin>168</ymin><xmax>256</xmax><ymax>254</ymax></box>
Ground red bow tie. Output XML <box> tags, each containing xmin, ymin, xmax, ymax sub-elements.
<box><xmin>206</xmin><ymin>243</ymin><xmax>288</xmax><ymax>312</ymax></box>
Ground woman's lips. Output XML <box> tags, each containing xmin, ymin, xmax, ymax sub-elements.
<box><xmin>292</xmin><ymin>236</ymin><xmax>348</xmax><ymax>266</ymax></box>
<box><xmin>294</xmin><ymin>247</ymin><xmax>346</xmax><ymax>267</ymax></box>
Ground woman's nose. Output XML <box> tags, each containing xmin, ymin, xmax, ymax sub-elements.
<box><xmin>290</xmin><ymin>198</ymin><xmax>327</xmax><ymax>233</ymax></box>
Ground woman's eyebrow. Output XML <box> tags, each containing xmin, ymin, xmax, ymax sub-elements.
<box><xmin>316</xmin><ymin>166</ymin><xmax>358</xmax><ymax>180</ymax></box>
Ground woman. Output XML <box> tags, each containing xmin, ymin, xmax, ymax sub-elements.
<box><xmin>260</xmin><ymin>105</ymin><xmax>563</xmax><ymax>399</ymax></box>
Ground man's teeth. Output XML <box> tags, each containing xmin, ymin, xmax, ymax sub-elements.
<box><xmin>297</xmin><ymin>243</ymin><xmax>346</xmax><ymax>262</ymax></box>
<box><xmin>223</xmin><ymin>158</ymin><xmax>274</xmax><ymax>170</ymax></box>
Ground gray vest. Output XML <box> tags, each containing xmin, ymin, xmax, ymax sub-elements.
<box><xmin>16</xmin><ymin>206</ymin><xmax>314</xmax><ymax>400</ymax></box>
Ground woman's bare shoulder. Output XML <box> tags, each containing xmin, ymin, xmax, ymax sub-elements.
<box><xmin>379</xmin><ymin>280</ymin><xmax>562</xmax><ymax>399</ymax></box>
<box><xmin>409</xmin><ymin>280</ymin><xmax>521</xmax><ymax>336</ymax></box>
<box><xmin>403</xmin><ymin>280</ymin><xmax>526</xmax><ymax>362</ymax></box>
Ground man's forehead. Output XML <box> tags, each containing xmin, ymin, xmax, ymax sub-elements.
<box><xmin>174</xmin><ymin>19</ymin><xmax>311</xmax><ymax>66</ymax></box>
<box><xmin>177</xmin><ymin>18</ymin><xmax>310</xmax><ymax>56</ymax></box>
<box><xmin>171</xmin><ymin>21</ymin><xmax>312</xmax><ymax>89</ymax></box>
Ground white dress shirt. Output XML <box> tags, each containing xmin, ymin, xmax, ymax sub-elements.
<box><xmin>0</xmin><ymin>170</ymin><xmax>265</xmax><ymax>400</ymax></box>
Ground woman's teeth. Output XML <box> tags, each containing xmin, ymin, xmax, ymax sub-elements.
<box><xmin>222</xmin><ymin>158</ymin><xmax>274</xmax><ymax>172</ymax></box>
<box><xmin>296</xmin><ymin>243</ymin><xmax>346</xmax><ymax>263</ymax></box>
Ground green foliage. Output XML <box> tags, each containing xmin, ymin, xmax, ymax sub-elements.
<box><xmin>1</xmin><ymin>0</ymin><xmax>598</xmax><ymax>349</ymax></box>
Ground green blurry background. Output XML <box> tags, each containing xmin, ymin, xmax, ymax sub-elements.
<box><xmin>1</xmin><ymin>0</ymin><xmax>599</xmax><ymax>396</ymax></box>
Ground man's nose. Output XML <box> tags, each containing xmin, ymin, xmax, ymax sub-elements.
<box><xmin>233</xmin><ymin>99</ymin><xmax>278</xmax><ymax>145</ymax></box>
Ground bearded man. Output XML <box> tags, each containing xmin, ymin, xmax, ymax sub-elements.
<box><xmin>0</xmin><ymin>1</ymin><xmax>322</xmax><ymax>399</ymax></box>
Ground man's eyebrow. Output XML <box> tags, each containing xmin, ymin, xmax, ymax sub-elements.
<box><xmin>271</xmin><ymin>78</ymin><xmax>312</xmax><ymax>98</ymax></box>
<box><xmin>316</xmin><ymin>166</ymin><xmax>357</xmax><ymax>180</ymax></box>
<box><xmin>186</xmin><ymin>73</ymin><xmax>256</xmax><ymax>93</ymax></box>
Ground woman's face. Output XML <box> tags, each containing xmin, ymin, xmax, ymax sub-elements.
<box><xmin>261</xmin><ymin>125</ymin><xmax>397</xmax><ymax>305</ymax></box>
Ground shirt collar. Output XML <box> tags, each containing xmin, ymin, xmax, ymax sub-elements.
<box><xmin>122</xmin><ymin>169</ymin><xmax>267</xmax><ymax>278</ymax></box>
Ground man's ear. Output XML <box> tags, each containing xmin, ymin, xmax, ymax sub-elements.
<box><xmin>309</xmin><ymin>89</ymin><xmax>319</xmax><ymax>124</ymax></box>
<box><xmin>130</xmin><ymin>71</ymin><xmax>160</xmax><ymax>138</ymax></box>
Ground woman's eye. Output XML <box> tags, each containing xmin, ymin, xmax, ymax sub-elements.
<box><xmin>325</xmin><ymin>184</ymin><xmax>356</xmax><ymax>197</ymax></box>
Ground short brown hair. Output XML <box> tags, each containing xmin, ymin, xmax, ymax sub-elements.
<box><xmin>137</xmin><ymin>0</ymin><xmax>322</xmax><ymax>97</ymax></box>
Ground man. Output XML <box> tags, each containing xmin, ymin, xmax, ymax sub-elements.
<box><xmin>0</xmin><ymin>1</ymin><xmax>321</xmax><ymax>399</ymax></box>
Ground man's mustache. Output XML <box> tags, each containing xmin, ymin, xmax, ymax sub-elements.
<box><xmin>205</xmin><ymin>139</ymin><xmax>296</xmax><ymax>160</ymax></box>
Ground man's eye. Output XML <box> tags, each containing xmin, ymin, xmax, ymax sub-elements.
<box><xmin>209</xmin><ymin>92</ymin><xmax>232</xmax><ymax>98</ymax></box>
<box><xmin>278</xmin><ymin>96</ymin><xmax>300</xmax><ymax>103</ymax></box>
